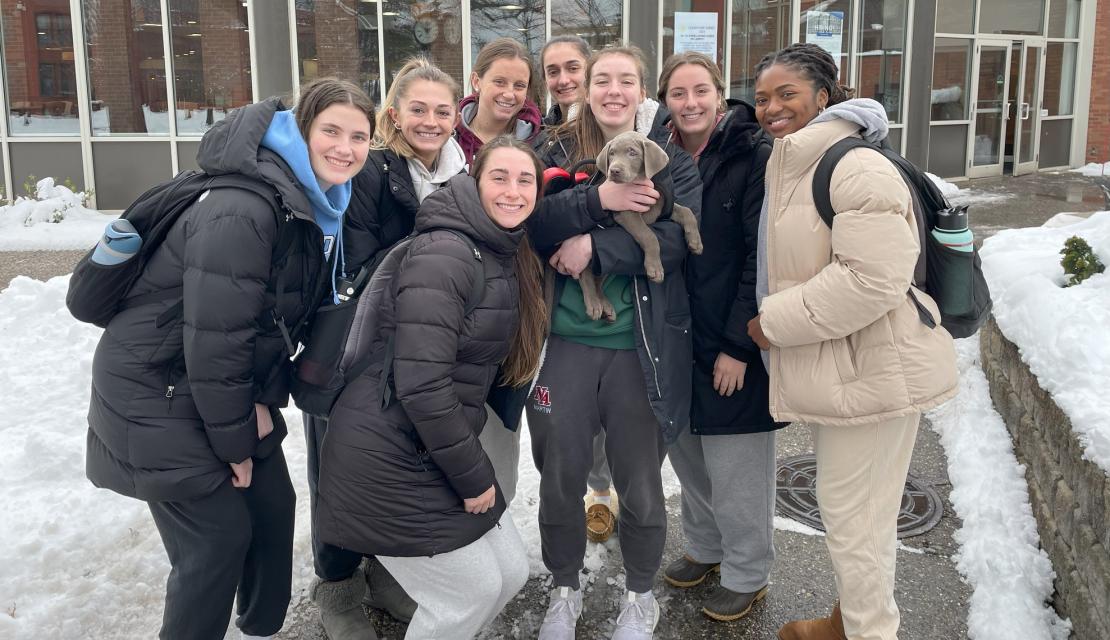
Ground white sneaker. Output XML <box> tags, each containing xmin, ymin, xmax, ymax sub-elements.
<box><xmin>538</xmin><ymin>586</ymin><xmax>583</xmax><ymax>640</ymax></box>
<box><xmin>610</xmin><ymin>590</ymin><xmax>660</xmax><ymax>639</ymax></box>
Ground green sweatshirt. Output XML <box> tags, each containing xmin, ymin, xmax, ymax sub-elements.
<box><xmin>550</xmin><ymin>275</ymin><xmax>636</xmax><ymax>350</ymax></box>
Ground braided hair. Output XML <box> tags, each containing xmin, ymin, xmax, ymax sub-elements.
<box><xmin>754</xmin><ymin>43</ymin><xmax>854</xmax><ymax>107</ymax></box>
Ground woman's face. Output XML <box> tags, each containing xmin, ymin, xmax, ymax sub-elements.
<box><xmin>664</xmin><ymin>63</ymin><xmax>721</xmax><ymax>141</ymax></box>
<box><xmin>390</xmin><ymin>79</ymin><xmax>458</xmax><ymax>164</ymax></box>
<box><xmin>472</xmin><ymin>57</ymin><xmax>531</xmax><ymax>125</ymax></box>
<box><xmin>753</xmin><ymin>63</ymin><xmax>827</xmax><ymax>139</ymax></box>
<box><xmin>543</xmin><ymin>43</ymin><xmax>587</xmax><ymax>111</ymax></box>
<box><xmin>477</xmin><ymin>147</ymin><xmax>538</xmax><ymax>230</ymax></box>
<box><xmin>588</xmin><ymin>53</ymin><xmax>645</xmax><ymax>135</ymax></box>
<box><xmin>308</xmin><ymin>103</ymin><xmax>373</xmax><ymax>189</ymax></box>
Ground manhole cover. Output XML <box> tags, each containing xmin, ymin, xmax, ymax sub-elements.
<box><xmin>776</xmin><ymin>454</ymin><xmax>943</xmax><ymax>539</ymax></box>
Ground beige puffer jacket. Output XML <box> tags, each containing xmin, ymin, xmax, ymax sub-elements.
<box><xmin>760</xmin><ymin>118</ymin><xmax>958</xmax><ymax>426</ymax></box>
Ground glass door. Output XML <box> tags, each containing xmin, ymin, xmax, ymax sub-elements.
<box><xmin>1012</xmin><ymin>40</ymin><xmax>1045</xmax><ymax>176</ymax></box>
<box><xmin>968</xmin><ymin>41</ymin><xmax>1012</xmax><ymax>178</ymax></box>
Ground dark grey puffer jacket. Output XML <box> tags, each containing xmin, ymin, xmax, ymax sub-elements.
<box><xmin>316</xmin><ymin>174</ymin><xmax>523</xmax><ymax>558</ymax></box>
<box><xmin>85</xmin><ymin>98</ymin><xmax>328</xmax><ymax>502</ymax></box>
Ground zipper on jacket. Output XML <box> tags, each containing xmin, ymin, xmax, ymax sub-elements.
<box><xmin>765</xmin><ymin>147</ymin><xmax>786</xmax><ymax>416</ymax></box>
<box><xmin>164</xmin><ymin>367</ymin><xmax>176</xmax><ymax>411</ymax></box>
<box><xmin>632</xmin><ymin>278</ymin><xmax>662</xmax><ymax>397</ymax></box>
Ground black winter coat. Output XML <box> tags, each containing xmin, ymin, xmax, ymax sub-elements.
<box><xmin>316</xmin><ymin>174</ymin><xmax>523</xmax><ymax>557</ymax></box>
<box><xmin>344</xmin><ymin>149</ymin><xmax>422</xmax><ymax>272</ymax></box>
<box><xmin>529</xmin><ymin>103</ymin><xmax>702</xmax><ymax>443</ymax></box>
<box><xmin>671</xmin><ymin>100</ymin><xmax>782</xmax><ymax>435</ymax></box>
<box><xmin>86</xmin><ymin>98</ymin><xmax>328</xmax><ymax>501</ymax></box>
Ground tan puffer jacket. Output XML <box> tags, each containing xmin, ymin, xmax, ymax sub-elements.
<box><xmin>760</xmin><ymin>118</ymin><xmax>958</xmax><ymax>426</ymax></box>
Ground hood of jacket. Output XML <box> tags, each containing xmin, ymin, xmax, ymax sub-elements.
<box><xmin>457</xmin><ymin>94</ymin><xmax>543</xmax><ymax>149</ymax></box>
<box><xmin>195</xmin><ymin>98</ymin><xmax>313</xmax><ymax>221</ymax></box>
<box><xmin>662</xmin><ymin>98</ymin><xmax>765</xmax><ymax>160</ymax></box>
<box><xmin>809</xmin><ymin>98</ymin><xmax>889</xmax><ymax>144</ymax></box>
<box><xmin>415</xmin><ymin>173</ymin><xmax>524</xmax><ymax>259</ymax></box>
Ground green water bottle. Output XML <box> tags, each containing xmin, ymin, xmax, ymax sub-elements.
<box><xmin>930</xmin><ymin>204</ymin><xmax>974</xmax><ymax>317</ymax></box>
<box><xmin>931</xmin><ymin>205</ymin><xmax>973</xmax><ymax>252</ymax></box>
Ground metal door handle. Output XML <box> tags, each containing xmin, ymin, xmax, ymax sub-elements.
<box><xmin>1021</xmin><ymin>102</ymin><xmax>1031</xmax><ymax>120</ymax></box>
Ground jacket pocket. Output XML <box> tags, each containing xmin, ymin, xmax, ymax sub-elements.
<box><xmin>829</xmin><ymin>337</ymin><xmax>858</xmax><ymax>383</ymax></box>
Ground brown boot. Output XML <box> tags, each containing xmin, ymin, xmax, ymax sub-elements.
<box><xmin>777</xmin><ymin>602</ymin><xmax>846</xmax><ymax>640</ymax></box>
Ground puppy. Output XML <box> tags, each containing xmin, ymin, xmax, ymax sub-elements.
<box><xmin>577</xmin><ymin>131</ymin><xmax>702</xmax><ymax>322</ymax></box>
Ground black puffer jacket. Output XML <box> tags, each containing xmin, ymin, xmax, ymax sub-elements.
<box><xmin>315</xmin><ymin>174</ymin><xmax>523</xmax><ymax>557</ymax></box>
<box><xmin>344</xmin><ymin>149</ymin><xmax>422</xmax><ymax>272</ymax></box>
<box><xmin>671</xmin><ymin>100</ymin><xmax>782</xmax><ymax>436</ymax></box>
<box><xmin>86</xmin><ymin>98</ymin><xmax>328</xmax><ymax>501</ymax></box>
<box><xmin>529</xmin><ymin>102</ymin><xmax>702</xmax><ymax>443</ymax></box>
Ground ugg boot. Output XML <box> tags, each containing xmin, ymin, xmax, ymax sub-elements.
<box><xmin>363</xmin><ymin>558</ymin><xmax>417</xmax><ymax>623</ymax></box>
<box><xmin>777</xmin><ymin>602</ymin><xmax>846</xmax><ymax>640</ymax></box>
<box><xmin>310</xmin><ymin>574</ymin><xmax>378</xmax><ymax>640</ymax></box>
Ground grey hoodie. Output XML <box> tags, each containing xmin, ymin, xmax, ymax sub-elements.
<box><xmin>756</xmin><ymin>98</ymin><xmax>890</xmax><ymax>368</ymax></box>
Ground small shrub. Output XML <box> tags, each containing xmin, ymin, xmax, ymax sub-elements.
<box><xmin>1060</xmin><ymin>235</ymin><xmax>1106</xmax><ymax>287</ymax></box>
<box><xmin>22</xmin><ymin>174</ymin><xmax>37</xmax><ymax>198</ymax></box>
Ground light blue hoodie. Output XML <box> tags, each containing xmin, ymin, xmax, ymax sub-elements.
<box><xmin>260</xmin><ymin>109</ymin><xmax>352</xmax><ymax>302</ymax></box>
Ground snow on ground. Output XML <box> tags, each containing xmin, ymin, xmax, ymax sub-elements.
<box><xmin>927</xmin><ymin>172</ymin><xmax>1015</xmax><ymax>207</ymax></box>
<box><xmin>0</xmin><ymin>178</ymin><xmax>116</xmax><ymax>251</ymax></box>
<box><xmin>1069</xmin><ymin>161</ymin><xmax>1110</xmax><ymax>177</ymax></box>
<box><xmin>7</xmin><ymin>106</ymin><xmax>224</xmax><ymax>137</ymax></box>
<box><xmin>979</xmin><ymin>211</ymin><xmax>1110</xmax><ymax>474</ymax></box>
<box><xmin>927</xmin><ymin>337</ymin><xmax>1071</xmax><ymax>640</ymax></box>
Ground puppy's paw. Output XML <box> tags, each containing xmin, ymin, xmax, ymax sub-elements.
<box><xmin>687</xmin><ymin>234</ymin><xmax>704</xmax><ymax>255</ymax></box>
<box><xmin>584</xmin><ymin>298</ymin><xmax>606</xmax><ymax>321</ymax></box>
<box><xmin>645</xmin><ymin>260</ymin><xmax>665</xmax><ymax>283</ymax></box>
<box><xmin>601</xmin><ymin>300</ymin><xmax>616</xmax><ymax>323</ymax></box>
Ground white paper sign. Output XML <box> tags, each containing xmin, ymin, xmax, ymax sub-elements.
<box><xmin>806</xmin><ymin>10</ymin><xmax>844</xmax><ymax>71</ymax></box>
<box><xmin>674</xmin><ymin>12</ymin><xmax>718</xmax><ymax>63</ymax></box>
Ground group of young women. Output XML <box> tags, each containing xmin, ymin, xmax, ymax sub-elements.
<box><xmin>84</xmin><ymin>29</ymin><xmax>957</xmax><ymax>640</ymax></box>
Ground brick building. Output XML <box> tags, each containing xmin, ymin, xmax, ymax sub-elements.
<box><xmin>0</xmin><ymin>0</ymin><xmax>1101</xmax><ymax>209</ymax></box>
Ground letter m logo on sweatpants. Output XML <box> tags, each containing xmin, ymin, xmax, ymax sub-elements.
<box><xmin>533</xmin><ymin>385</ymin><xmax>552</xmax><ymax>413</ymax></box>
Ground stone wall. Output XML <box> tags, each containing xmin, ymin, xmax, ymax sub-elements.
<box><xmin>980</xmin><ymin>316</ymin><xmax>1110</xmax><ymax>640</ymax></box>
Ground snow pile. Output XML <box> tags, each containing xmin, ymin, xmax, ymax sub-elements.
<box><xmin>927</xmin><ymin>338</ymin><xmax>1071</xmax><ymax>640</ymax></box>
<box><xmin>0</xmin><ymin>178</ymin><xmax>117</xmax><ymax>251</ymax></box>
<box><xmin>979</xmin><ymin>211</ymin><xmax>1110</xmax><ymax>473</ymax></box>
<box><xmin>927</xmin><ymin>172</ymin><xmax>961</xmax><ymax>198</ymax></box>
<box><xmin>926</xmin><ymin>172</ymin><xmax>1015</xmax><ymax>207</ymax></box>
<box><xmin>1069</xmin><ymin>161</ymin><xmax>1110</xmax><ymax>177</ymax></box>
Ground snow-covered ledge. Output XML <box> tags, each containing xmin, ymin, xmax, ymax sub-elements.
<box><xmin>978</xmin><ymin>212</ymin><xmax>1110</xmax><ymax>640</ymax></box>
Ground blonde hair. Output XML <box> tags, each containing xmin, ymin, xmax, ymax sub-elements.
<box><xmin>657</xmin><ymin>51</ymin><xmax>727</xmax><ymax>113</ymax></box>
<box><xmin>554</xmin><ymin>44</ymin><xmax>648</xmax><ymax>170</ymax></box>
<box><xmin>374</xmin><ymin>57</ymin><xmax>460</xmax><ymax>158</ymax></box>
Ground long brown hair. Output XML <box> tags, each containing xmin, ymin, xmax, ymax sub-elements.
<box><xmin>374</xmin><ymin>57</ymin><xmax>460</xmax><ymax>158</ymax></box>
<box><xmin>554</xmin><ymin>44</ymin><xmax>648</xmax><ymax>170</ymax></box>
<box><xmin>293</xmin><ymin>76</ymin><xmax>375</xmax><ymax>142</ymax></box>
<box><xmin>470</xmin><ymin>136</ymin><xmax>546</xmax><ymax>387</ymax></box>
<box><xmin>470</xmin><ymin>38</ymin><xmax>541</xmax><ymax>125</ymax></box>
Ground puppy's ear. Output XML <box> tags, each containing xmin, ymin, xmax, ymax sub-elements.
<box><xmin>596</xmin><ymin>138</ymin><xmax>612</xmax><ymax>177</ymax></box>
<box><xmin>642</xmin><ymin>137</ymin><xmax>670</xmax><ymax>179</ymax></box>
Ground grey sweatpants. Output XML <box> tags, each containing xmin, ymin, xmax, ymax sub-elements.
<box><xmin>377</xmin><ymin>512</ymin><xmax>529</xmax><ymax>640</ymax></box>
<box><xmin>478</xmin><ymin>405</ymin><xmax>521</xmax><ymax>505</ymax></box>
<box><xmin>668</xmin><ymin>428</ymin><xmax>777</xmax><ymax>592</ymax></box>
<box><xmin>527</xmin><ymin>337</ymin><xmax>667</xmax><ymax>593</ymax></box>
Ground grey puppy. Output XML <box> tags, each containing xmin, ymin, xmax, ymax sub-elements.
<box><xmin>578</xmin><ymin>130</ymin><xmax>702</xmax><ymax>322</ymax></box>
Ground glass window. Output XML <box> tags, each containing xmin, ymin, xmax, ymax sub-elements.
<box><xmin>979</xmin><ymin>0</ymin><xmax>1045</xmax><ymax>35</ymax></box>
<box><xmin>2</xmin><ymin>0</ymin><xmax>80</xmax><ymax>135</ymax></box>
<box><xmin>168</xmin><ymin>0</ymin><xmax>253</xmax><ymax>136</ymax></box>
<box><xmin>549</xmin><ymin>0</ymin><xmax>621</xmax><ymax>49</ymax></box>
<box><xmin>295</xmin><ymin>0</ymin><xmax>381</xmax><ymax>103</ymax></box>
<box><xmin>934</xmin><ymin>0</ymin><xmax>974</xmax><ymax>34</ymax></box>
<box><xmin>1044</xmin><ymin>42</ymin><xmax>1077</xmax><ymax>116</ymax></box>
<box><xmin>931</xmin><ymin>38</ymin><xmax>971</xmax><ymax>121</ymax></box>
<box><xmin>471</xmin><ymin>1</ymin><xmax>545</xmax><ymax>71</ymax></box>
<box><xmin>381</xmin><ymin>1</ymin><xmax>463</xmax><ymax>94</ymax></box>
<box><xmin>730</xmin><ymin>0</ymin><xmax>790</xmax><ymax>103</ymax></box>
<box><xmin>856</xmin><ymin>0</ymin><xmax>907</xmax><ymax>122</ymax></box>
<box><xmin>800</xmin><ymin>0</ymin><xmax>851</xmax><ymax>82</ymax></box>
<box><xmin>663</xmin><ymin>1</ymin><xmax>726</xmax><ymax>72</ymax></box>
<box><xmin>83</xmin><ymin>0</ymin><xmax>170</xmax><ymax>136</ymax></box>
<box><xmin>1047</xmin><ymin>0</ymin><xmax>1081</xmax><ymax>38</ymax></box>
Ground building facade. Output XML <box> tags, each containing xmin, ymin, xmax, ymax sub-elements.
<box><xmin>0</xmin><ymin>0</ymin><xmax>1100</xmax><ymax>210</ymax></box>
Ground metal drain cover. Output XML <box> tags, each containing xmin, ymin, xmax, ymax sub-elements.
<box><xmin>776</xmin><ymin>454</ymin><xmax>944</xmax><ymax>539</ymax></box>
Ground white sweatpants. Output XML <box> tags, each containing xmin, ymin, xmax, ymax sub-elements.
<box><xmin>376</xmin><ymin>512</ymin><xmax>529</xmax><ymax>640</ymax></box>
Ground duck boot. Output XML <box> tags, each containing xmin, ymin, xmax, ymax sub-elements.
<box><xmin>777</xmin><ymin>602</ymin><xmax>847</xmax><ymax>640</ymax></box>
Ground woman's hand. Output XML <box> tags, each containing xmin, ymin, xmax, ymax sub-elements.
<box><xmin>255</xmin><ymin>403</ymin><xmax>273</xmax><ymax>440</ymax></box>
<box><xmin>713</xmin><ymin>353</ymin><xmax>747</xmax><ymax>397</ymax></box>
<box><xmin>747</xmin><ymin>314</ymin><xmax>771</xmax><ymax>350</ymax></box>
<box><xmin>230</xmin><ymin>458</ymin><xmax>253</xmax><ymax>488</ymax></box>
<box><xmin>463</xmin><ymin>485</ymin><xmax>497</xmax><ymax>514</ymax></box>
<box><xmin>549</xmin><ymin>234</ymin><xmax>593</xmax><ymax>278</ymax></box>
<box><xmin>598</xmin><ymin>179</ymin><xmax>659</xmax><ymax>213</ymax></box>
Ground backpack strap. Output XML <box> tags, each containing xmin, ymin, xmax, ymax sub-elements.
<box><xmin>811</xmin><ymin>137</ymin><xmax>875</xmax><ymax>229</ymax></box>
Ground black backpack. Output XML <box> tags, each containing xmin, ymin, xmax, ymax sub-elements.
<box><xmin>811</xmin><ymin>137</ymin><xmax>991</xmax><ymax>339</ymax></box>
<box><xmin>66</xmin><ymin>171</ymin><xmax>299</xmax><ymax>337</ymax></box>
<box><xmin>292</xmin><ymin>228</ymin><xmax>488</xmax><ymax>419</ymax></box>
